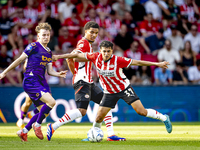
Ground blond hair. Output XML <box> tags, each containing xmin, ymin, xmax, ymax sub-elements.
<box><xmin>35</xmin><ymin>23</ymin><xmax>51</xmax><ymax>33</ymax></box>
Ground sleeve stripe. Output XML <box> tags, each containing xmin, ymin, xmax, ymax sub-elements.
<box><xmin>84</xmin><ymin>53</ymin><xmax>88</xmax><ymax>60</ymax></box>
<box><xmin>23</xmin><ymin>52</ymin><xmax>28</xmax><ymax>58</ymax></box>
<box><xmin>127</xmin><ymin>59</ymin><xmax>133</xmax><ymax>68</ymax></box>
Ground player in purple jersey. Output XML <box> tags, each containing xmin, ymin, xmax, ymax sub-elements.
<box><xmin>0</xmin><ymin>23</ymin><xmax>67</xmax><ymax>142</ymax></box>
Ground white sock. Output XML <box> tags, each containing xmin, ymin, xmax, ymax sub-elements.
<box><xmin>22</xmin><ymin>128</ymin><xmax>28</xmax><ymax>133</ymax></box>
<box><xmin>146</xmin><ymin>109</ymin><xmax>167</xmax><ymax>121</ymax></box>
<box><xmin>31</xmin><ymin>111</ymin><xmax>35</xmax><ymax>117</ymax></box>
<box><xmin>35</xmin><ymin>122</ymin><xmax>41</xmax><ymax>127</ymax></box>
<box><xmin>93</xmin><ymin>121</ymin><xmax>102</xmax><ymax>128</ymax></box>
<box><xmin>52</xmin><ymin>109</ymin><xmax>82</xmax><ymax>130</ymax></box>
<box><xmin>103</xmin><ymin>110</ymin><xmax>114</xmax><ymax>137</ymax></box>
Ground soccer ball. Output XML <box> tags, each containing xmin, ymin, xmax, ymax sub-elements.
<box><xmin>87</xmin><ymin>127</ymin><xmax>104</xmax><ymax>142</ymax></box>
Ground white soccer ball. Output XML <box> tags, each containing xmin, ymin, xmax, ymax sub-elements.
<box><xmin>87</xmin><ymin>127</ymin><xmax>104</xmax><ymax>142</ymax></box>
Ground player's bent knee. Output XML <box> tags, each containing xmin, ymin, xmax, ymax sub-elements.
<box><xmin>78</xmin><ymin>108</ymin><xmax>87</xmax><ymax>116</ymax></box>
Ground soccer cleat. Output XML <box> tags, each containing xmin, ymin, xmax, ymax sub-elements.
<box><xmin>27</xmin><ymin>111</ymin><xmax>33</xmax><ymax>119</ymax></box>
<box><xmin>107</xmin><ymin>135</ymin><xmax>126</xmax><ymax>141</ymax></box>
<box><xmin>16</xmin><ymin>119</ymin><xmax>25</xmax><ymax>129</ymax></box>
<box><xmin>81</xmin><ymin>138</ymin><xmax>89</xmax><ymax>141</ymax></box>
<box><xmin>32</xmin><ymin>123</ymin><xmax>44</xmax><ymax>140</ymax></box>
<box><xmin>17</xmin><ymin>130</ymin><xmax>28</xmax><ymax>142</ymax></box>
<box><xmin>163</xmin><ymin>114</ymin><xmax>172</xmax><ymax>133</ymax></box>
<box><xmin>46</xmin><ymin>123</ymin><xmax>55</xmax><ymax>141</ymax></box>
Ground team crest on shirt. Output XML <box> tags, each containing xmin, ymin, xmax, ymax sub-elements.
<box><xmin>124</xmin><ymin>58</ymin><xmax>130</xmax><ymax>61</ymax></box>
<box><xmin>85</xmin><ymin>94</ymin><xmax>90</xmax><ymax>98</ymax></box>
<box><xmin>78</xmin><ymin>44</ymin><xmax>84</xmax><ymax>48</ymax></box>
<box><xmin>36</xmin><ymin>93</ymin><xmax>39</xmax><ymax>97</ymax></box>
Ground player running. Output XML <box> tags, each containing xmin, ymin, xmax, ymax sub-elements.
<box><xmin>53</xmin><ymin>40</ymin><xmax>173</xmax><ymax>136</ymax></box>
<box><xmin>47</xmin><ymin>21</ymin><xmax>126</xmax><ymax>141</ymax></box>
<box><xmin>0</xmin><ymin>23</ymin><xmax>67</xmax><ymax>142</ymax></box>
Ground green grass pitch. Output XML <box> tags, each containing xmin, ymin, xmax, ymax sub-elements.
<box><xmin>0</xmin><ymin>122</ymin><xmax>200</xmax><ymax>150</ymax></box>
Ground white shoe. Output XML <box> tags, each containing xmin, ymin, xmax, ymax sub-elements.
<box><xmin>16</xmin><ymin>119</ymin><xmax>25</xmax><ymax>129</ymax></box>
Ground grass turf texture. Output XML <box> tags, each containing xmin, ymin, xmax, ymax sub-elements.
<box><xmin>0</xmin><ymin>122</ymin><xmax>200</xmax><ymax>150</ymax></box>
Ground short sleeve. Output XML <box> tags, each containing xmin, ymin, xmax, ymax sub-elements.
<box><xmin>24</xmin><ymin>42</ymin><xmax>37</xmax><ymax>57</ymax></box>
<box><xmin>76</xmin><ymin>40</ymin><xmax>89</xmax><ymax>53</ymax></box>
<box><xmin>85</xmin><ymin>52</ymin><xmax>99</xmax><ymax>62</ymax></box>
<box><xmin>117</xmin><ymin>56</ymin><xmax>132</xmax><ymax>68</ymax></box>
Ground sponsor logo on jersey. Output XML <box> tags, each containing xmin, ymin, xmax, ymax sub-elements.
<box><xmin>97</xmin><ymin>68</ymin><xmax>115</xmax><ymax>77</ymax></box>
<box><xmin>78</xmin><ymin>44</ymin><xmax>84</xmax><ymax>48</ymax></box>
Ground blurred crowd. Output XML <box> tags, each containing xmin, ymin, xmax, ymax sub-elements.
<box><xmin>0</xmin><ymin>0</ymin><xmax>200</xmax><ymax>86</ymax></box>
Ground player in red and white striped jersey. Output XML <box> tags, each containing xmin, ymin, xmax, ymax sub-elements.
<box><xmin>59</xmin><ymin>40</ymin><xmax>173</xmax><ymax>135</ymax></box>
<box><xmin>47</xmin><ymin>21</ymin><xmax>126</xmax><ymax>141</ymax></box>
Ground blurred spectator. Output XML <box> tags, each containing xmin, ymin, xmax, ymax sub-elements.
<box><xmin>140</xmin><ymin>13</ymin><xmax>162</xmax><ymax>37</ymax></box>
<box><xmin>122</xmin><ymin>11</ymin><xmax>138</xmax><ymax>37</ymax></box>
<box><xmin>173</xmin><ymin>62</ymin><xmax>188</xmax><ymax>85</ymax></box>
<box><xmin>76</xmin><ymin>0</ymin><xmax>94</xmax><ymax>20</ymax></box>
<box><xmin>114</xmin><ymin>24</ymin><xmax>134</xmax><ymax>55</ymax></box>
<box><xmin>112</xmin><ymin>0</ymin><xmax>131</xmax><ymax>21</ymax></box>
<box><xmin>39</xmin><ymin>6</ymin><xmax>61</xmax><ymax>37</ymax></box>
<box><xmin>96</xmin><ymin>0</ymin><xmax>111</xmax><ymax>20</ymax></box>
<box><xmin>177</xmin><ymin>15</ymin><xmax>192</xmax><ymax>37</ymax></box>
<box><xmin>47</xmin><ymin>30</ymin><xmax>60</xmax><ymax>52</ymax></box>
<box><xmin>95</xmin><ymin>27</ymin><xmax>111</xmax><ymax>48</ymax></box>
<box><xmin>0</xmin><ymin>33</ymin><xmax>6</xmax><ymax>46</ymax></box>
<box><xmin>187</xmin><ymin>59</ymin><xmax>200</xmax><ymax>84</ymax></box>
<box><xmin>131</xmin><ymin>0</ymin><xmax>146</xmax><ymax>22</ymax></box>
<box><xmin>91</xmin><ymin>42</ymin><xmax>98</xmax><ymax>52</ymax></box>
<box><xmin>158</xmin><ymin>39</ymin><xmax>181</xmax><ymax>70</ymax></box>
<box><xmin>174</xmin><ymin>0</ymin><xmax>185</xmax><ymax>6</ymax></box>
<box><xmin>123</xmin><ymin>41</ymin><xmax>142</xmax><ymax>84</ymax></box>
<box><xmin>0</xmin><ymin>8</ymin><xmax>15</xmax><ymax>40</ymax></box>
<box><xmin>145</xmin><ymin>0</ymin><xmax>170</xmax><ymax>21</ymax></box>
<box><xmin>104</xmin><ymin>10</ymin><xmax>122</xmax><ymax>39</ymax></box>
<box><xmin>58</xmin><ymin>26</ymin><xmax>76</xmax><ymax>53</ymax></box>
<box><xmin>23</xmin><ymin>0</ymin><xmax>39</xmax><ymax>23</ymax></box>
<box><xmin>166</xmin><ymin>0</ymin><xmax>180</xmax><ymax>21</ymax></box>
<box><xmin>0</xmin><ymin>45</ymin><xmax>22</xmax><ymax>86</ymax></box>
<box><xmin>167</xmin><ymin>24</ymin><xmax>184</xmax><ymax>51</ymax></box>
<box><xmin>12</xmin><ymin>37</ymin><xmax>24</xmax><ymax>60</ymax></box>
<box><xmin>135</xmin><ymin>66</ymin><xmax>152</xmax><ymax>85</ymax></box>
<box><xmin>154</xmin><ymin>67</ymin><xmax>173</xmax><ymax>85</ymax></box>
<box><xmin>7</xmin><ymin>25</ymin><xmax>20</xmax><ymax>51</ymax></box>
<box><xmin>180</xmin><ymin>0</ymin><xmax>199</xmax><ymax>23</ymax></box>
<box><xmin>0</xmin><ymin>45</ymin><xmax>13</xmax><ymax>70</ymax></box>
<box><xmin>162</xmin><ymin>19</ymin><xmax>172</xmax><ymax>38</ymax></box>
<box><xmin>139</xmin><ymin>28</ymin><xmax>165</xmax><ymax>55</ymax></box>
<box><xmin>84</xmin><ymin>8</ymin><xmax>104</xmax><ymax>27</ymax></box>
<box><xmin>180</xmin><ymin>41</ymin><xmax>196</xmax><ymax>70</ymax></box>
<box><xmin>3</xmin><ymin>0</ymin><xmax>18</xmax><ymax>19</ymax></box>
<box><xmin>62</xmin><ymin>8</ymin><xmax>82</xmax><ymax>38</ymax></box>
<box><xmin>38</xmin><ymin>0</ymin><xmax>58</xmax><ymax>19</ymax></box>
<box><xmin>58</xmin><ymin>0</ymin><xmax>75</xmax><ymax>24</ymax></box>
<box><xmin>184</xmin><ymin>24</ymin><xmax>200</xmax><ymax>54</ymax></box>
<box><xmin>13</xmin><ymin>8</ymin><xmax>34</xmax><ymax>38</ymax></box>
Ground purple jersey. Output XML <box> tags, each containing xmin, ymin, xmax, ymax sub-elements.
<box><xmin>23</xmin><ymin>42</ymin><xmax>52</xmax><ymax>106</ymax></box>
<box><xmin>24</xmin><ymin>42</ymin><xmax>52</xmax><ymax>78</ymax></box>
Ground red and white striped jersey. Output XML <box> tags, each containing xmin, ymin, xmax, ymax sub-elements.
<box><xmin>73</xmin><ymin>37</ymin><xmax>93</xmax><ymax>84</ymax></box>
<box><xmin>85</xmin><ymin>52</ymin><xmax>132</xmax><ymax>94</ymax></box>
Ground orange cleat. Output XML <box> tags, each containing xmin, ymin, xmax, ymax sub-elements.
<box><xmin>17</xmin><ymin>130</ymin><xmax>28</xmax><ymax>142</ymax></box>
<box><xmin>32</xmin><ymin>123</ymin><xmax>44</xmax><ymax>140</ymax></box>
<box><xmin>27</xmin><ymin>111</ymin><xmax>33</xmax><ymax>119</ymax></box>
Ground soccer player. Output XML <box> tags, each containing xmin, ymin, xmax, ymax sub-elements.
<box><xmin>53</xmin><ymin>40</ymin><xmax>173</xmax><ymax>135</ymax></box>
<box><xmin>47</xmin><ymin>21</ymin><xmax>126</xmax><ymax>141</ymax></box>
<box><xmin>0</xmin><ymin>23</ymin><xmax>67</xmax><ymax>142</ymax></box>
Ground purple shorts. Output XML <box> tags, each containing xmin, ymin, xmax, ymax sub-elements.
<box><xmin>23</xmin><ymin>76</ymin><xmax>51</xmax><ymax>107</ymax></box>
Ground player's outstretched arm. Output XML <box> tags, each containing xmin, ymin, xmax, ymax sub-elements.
<box><xmin>53</xmin><ymin>53</ymin><xmax>86</xmax><ymax>61</ymax></box>
<box><xmin>47</xmin><ymin>63</ymin><xmax>68</xmax><ymax>78</ymax></box>
<box><xmin>131</xmin><ymin>59</ymin><xmax>170</xmax><ymax>69</ymax></box>
<box><xmin>0</xmin><ymin>53</ymin><xmax>27</xmax><ymax>80</ymax></box>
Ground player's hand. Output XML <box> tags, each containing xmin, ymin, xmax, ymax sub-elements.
<box><xmin>58</xmin><ymin>70</ymin><xmax>68</xmax><ymax>78</ymax></box>
<box><xmin>0</xmin><ymin>72</ymin><xmax>6</xmax><ymax>80</ymax></box>
<box><xmin>158</xmin><ymin>61</ymin><xmax>170</xmax><ymax>69</ymax></box>
<box><xmin>52</xmin><ymin>55</ymin><xmax>59</xmax><ymax>62</ymax></box>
